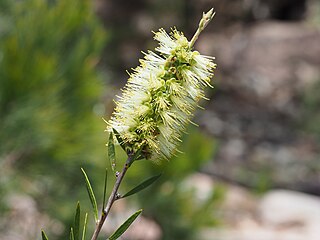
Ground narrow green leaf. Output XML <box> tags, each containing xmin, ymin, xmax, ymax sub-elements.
<box><xmin>102</xmin><ymin>168</ymin><xmax>108</xmax><ymax>210</ymax></box>
<box><xmin>112</xmin><ymin>128</ymin><xmax>128</xmax><ymax>153</ymax></box>
<box><xmin>108</xmin><ymin>209</ymin><xmax>143</xmax><ymax>240</ymax></box>
<box><xmin>108</xmin><ymin>132</ymin><xmax>116</xmax><ymax>172</ymax></box>
<box><xmin>131</xmin><ymin>146</ymin><xmax>147</xmax><ymax>162</ymax></box>
<box><xmin>81</xmin><ymin>213</ymin><xmax>88</xmax><ymax>240</ymax></box>
<box><xmin>74</xmin><ymin>202</ymin><xmax>80</xmax><ymax>240</ymax></box>
<box><xmin>41</xmin><ymin>230</ymin><xmax>49</xmax><ymax>240</ymax></box>
<box><xmin>81</xmin><ymin>168</ymin><xmax>98</xmax><ymax>222</ymax></box>
<box><xmin>122</xmin><ymin>174</ymin><xmax>161</xmax><ymax>199</ymax></box>
<box><xmin>70</xmin><ymin>228</ymin><xmax>74</xmax><ymax>240</ymax></box>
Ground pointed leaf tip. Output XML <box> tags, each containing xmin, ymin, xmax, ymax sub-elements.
<box><xmin>81</xmin><ymin>168</ymin><xmax>98</xmax><ymax>222</ymax></box>
<box><xmin>201</xmin><ymin>8</ymin><xmax>215</xmax><ymax>28</ymax></box>
<box><xmin>41</xmin><ymin>230</ymin><xmax>49</xmax><ymax>240</ymax></box>
<box><xmin>108</xmin><ymin>132</ymin><xmax>116</xmax><ymax>172</ymax></box>
<box><xmin>205</xmin><ymin>8</ymin><xmax>214</xmax><ymax>18</ymax></box>
<box><xmin>122</xmin><ymin>174</ymin><xmax>161</xmax><ymax>199</ymax></box>
<box><xmin>70</xmin><ymin>227</ymin><xmax>75</xmax><ymax>240</ymax></box>
<box><xmin>112</xmin><ymin>128</ymin><xmax>129</xmax><ymax>153</ymax></box>
<box><xmin>108</xmin><ymin>209</ymin><xmax>143</xmax><ymax>240</ymax></box>
<box><xmin>74</xmin><ymin>202</ymin><xmax>80</xmax><ymax>240</ymax></box>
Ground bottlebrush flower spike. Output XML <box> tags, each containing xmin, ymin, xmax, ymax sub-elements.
<box><xmin>107</xmin><ymin>9</ymin><xmax>216</xmax><ymax>161</ymax></box>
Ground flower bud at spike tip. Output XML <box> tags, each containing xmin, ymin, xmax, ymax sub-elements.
<box><xmin>107</xmin><ymin>9</ymin><xmax>217</xmax><ymax>162</ymax></box>
<box><xmin>190</xmin><ymin>8</ymin><xmax>215</xmax><ymax>48</ymax></box>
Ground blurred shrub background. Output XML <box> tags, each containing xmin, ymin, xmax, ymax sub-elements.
<box><xmin>0</xmin><ymin>0</ymin><xmax>107</xmax><ymax>238</ymax></box>
<box><xmin>0</xmin><ymin>0</ymin><xmax>320</xmax><ymax>240</ymax></box>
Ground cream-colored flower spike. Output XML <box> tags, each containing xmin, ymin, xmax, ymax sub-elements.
<box><xmin>108</xmin><ymin>9</ymin><xmax>216</xmax><ymax>161</ymax></box>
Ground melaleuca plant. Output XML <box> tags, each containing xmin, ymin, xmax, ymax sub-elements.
<box><xmin>108</xmin><ymin>12</ymin><xmax>216</xmax><ymax>162</ymax></box>
<box><xmin>42</xmin><ymin>9</ymin><xmax>216</xmax><ymax>240</ymax></box>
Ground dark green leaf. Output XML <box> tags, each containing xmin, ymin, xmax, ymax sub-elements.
<box><xmin>102</xmin><ymin>168</ymin><xmax>108</xmax><ymax>210</ymax></box>
<box><xmin>112</xmin><ymin>128</ymin><xmax>128</xmax><ymax>153</ymax></box>
<box><xmin>108</xmin><ymin>132</ymin><xmax>116</xmax><ymax>172</ymax></box>
<box><xmin>132</xmin><ymin>147</ymin><xmax>143</xmax><ymax>162</ymax></box>
<box><xmin>70</xmin><ymin>228</ymin><xmax>74</xmax><ymax>240</ymax></box>
<box><xmin>41</xmin><ymin>230</ymin><xmax>49</xmax><ymax>240</ymax></box>
<box><xmin>81</xmin><ymin>168</ymin><xmax>98</xmax><ymax>222</ymax></box>
<box><xmin>74</xmin><ymin>202</ymin><xmax>80</xmax><ymax>240</ymax></box>
<box><xmin>81</xmin><ymin>213</ymin><xmax>88</xmax><ymax>240</ymax></box>
<box><xmin>108</xmin><ymin>209</ymin><xmax>142</xmax><ymax>240</ymax></box>
<box><xmin>122</xmin><ymin>174</ymin><xmax>161</xmax><ymax>199</ymax></box>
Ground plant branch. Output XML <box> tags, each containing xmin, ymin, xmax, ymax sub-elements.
<box><xmin>189</xmin><ymin>8</ymin><xmax>215</xmax><ymax>48</ymax></box>
<box><xmin>90</xmin><ymin>155</ymin><xmax>134</xmax><ymax>240</ymax></box>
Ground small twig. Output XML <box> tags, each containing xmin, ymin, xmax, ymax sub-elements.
<box><xmin>90</xmin><ymin>155</ymin><xmax>134</xmax><ymax>240</ymax></box>
<box><xmin>189</xmin><ymin>8</ymin><xmax>215</xmax><ymax>48</ymax></box>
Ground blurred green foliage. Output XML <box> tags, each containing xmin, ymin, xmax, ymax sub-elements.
<box><xmin>0</xmin><ymin>0</ymin><xmax>107</xmax><ymax>237</ymax></box>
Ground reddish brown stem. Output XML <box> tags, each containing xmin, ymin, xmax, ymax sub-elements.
<box><xmin>90</xmin><ymin>155</ymin><xmax>134</xmax><ymax>240</ymax></box>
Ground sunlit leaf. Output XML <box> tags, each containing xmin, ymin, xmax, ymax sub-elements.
<box><xmin>74</xmin><ymin>202</ymin><xmax>80</xmax><ymax>240</ymax></box>
<box><xmin>108</xmin><ymin>209</ymin><xmax>143</xmax><ymax>240</ymax></box>
<box><xmin>70</xmin><ymin>227</ymin><xmax>74</xmax><ymax>240</ymax></box>
<box><xmin>102</xmin><ymin>168</ymin><xmax>108</xmax><ymax>210</ymax></box>
<box><xmin>81</xmin><ymin>168</ymin><xmax>98</xmax><ymax>222</ymax></box>
<box><xmin>81</xmin><ymin>213</ymin><xmax>88</xmax><ymax>240</ymax></box>
<box><xmin>122</xmin><ymin>174</ymin><xmax>161</xmax><ymax>199</ymax></box>
<box><xmin>112</xmin><ymin>128</ymin><xmax>128</xmax><ymax>153</ymax></box>
<box><xmin>41</xmin><ymin>230</ymin><xmax>49</xmax><ymax>240</ymax></box>
<box><xmin>108</xmin><ymin>132</ymin><xmax>116</xmax><ymax>172</ymax></box>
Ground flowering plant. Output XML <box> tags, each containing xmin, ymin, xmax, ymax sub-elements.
<box><xmin>108</xmin><ymin>26</ymin><xmax>216</xmax><ymax>162</ymax></box>
<box><xmin>42</xmin><ymin>8</ymin><xmax>216</xmax><ymax>240</ymax></box>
